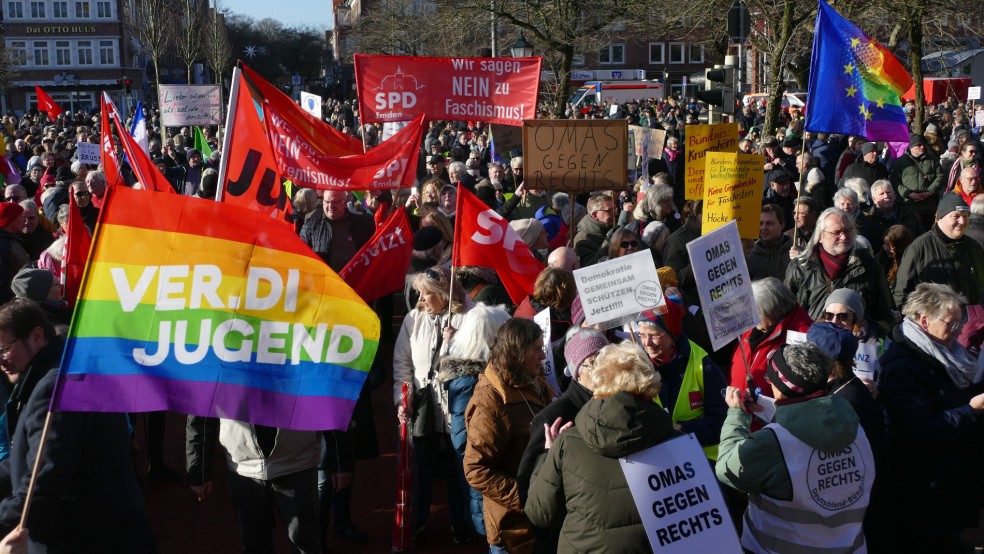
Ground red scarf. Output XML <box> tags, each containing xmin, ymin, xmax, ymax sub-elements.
<box><xmin>819</xmin><ymin>247</ymin><xmax>849</xmax><ymax>280</ymax></box>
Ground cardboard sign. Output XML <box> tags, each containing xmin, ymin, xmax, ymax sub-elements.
<box><xmin>629</xmin><ymin>125</ymin><xmax>667</xmax><ymax>161</ymax></box>
<box><xmin>158</xmin><ymin>84</ymin><xmax>222</xmax><ymax>126</ymax></box>
<box><xmin>619</xmin><ymin>434</ymin><xmax>742</xmax><ymax>554</ymax></box>
<box><xmin>853</xmin><ymin>342</ymin><xmax>879</xmax><ymax>381</ymax></box>
<box><xmin>702</xmin><ymin>152</ymin><xmax>764</xmax><ymax>239</ymax></box>
<box><xmin>573</xmin><ymin>249</ymin><xmax>665</xmax><ymax>328</ymax></box>
<box><xmin>684</xmin><ymin>123</ymin><xmax>739</xmax><ymax>199</ymax></box>
<box><xmin>524</xmin><ymin>119</ymin><xmax>627</xmax><ymax>192</ymax></box>
<box><xmin>687</xmin><ymin>221</ymin><xmax>759</xmax><ymax>351</ymax></box>
<box><xmin>533</xmin><ymin>308</ymin><xmax>561</xmax><ymax>395</ymax></box>
<box><xmin>76</xmin><ymin>141</ymin><xmax>100</xmax><ymax>165</ymax></box>
<box><xmin>490</xmin><ymin>124</ymin><xmax>523</xmax><ymax>161</ymax></box>
<box><xmin>300</xmin><ymin>91</ymin><xmax>323</xmax><ymax>119</ymax></box>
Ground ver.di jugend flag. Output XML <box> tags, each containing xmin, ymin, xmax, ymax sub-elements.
<box><xmin>804</xmin><ymin>0</ymin><xmax>913</xmax><ymax>141</ymax></box>
<box><xmin>52</xmin><ymin>186</ymin><xmax>381</xmax><ymax>431</ymax></box>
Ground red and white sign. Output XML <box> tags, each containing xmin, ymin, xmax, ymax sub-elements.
<box><xmin>355</xmin><ymin>54</ymin><xmax>541</xmax><ymax>126</ymax></box>
<box><xmin>264</xmin><ymin>105</ymin><xmax>423</xmax><ymax>191</ymax></box>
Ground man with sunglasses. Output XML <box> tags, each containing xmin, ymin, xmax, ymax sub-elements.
<box><xmin>945</xmin><ymin>140</ymin><xmax>982</xmax><ymax>193</ymax></box>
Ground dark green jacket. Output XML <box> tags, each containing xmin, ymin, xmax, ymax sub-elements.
<box><xmin>525</xmin><ymin>392</ymin><xmax>675</xmax><ymax>553</ymax></box>
<box><xmin>891</xmin><ymin>151</ymin><xmax>944</xmax><ymax>209</ymax></box>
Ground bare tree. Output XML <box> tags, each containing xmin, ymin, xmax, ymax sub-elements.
<box><xmin>174</xmin><ymin>0</ymin><xmax>209</xmax><ymax>84</ymax></box>
<box><xmin>205</xmin><ymin>0</ymin><xmax>233</xmax><ymax>85</ymax></box>
<box><xmin>129</xmin><ymin>0</ymin><xmax>174</xmax><ymax>94</ymax></box>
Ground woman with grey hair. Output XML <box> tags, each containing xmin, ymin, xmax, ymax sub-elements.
<box><xmin>842</xmin><ymin>177</ymin><xmax>871</xmax><ymax>209</ymax></box>
<box><xmin>729</xmin><ymin>277</ymin><xmax>814</xmax><ymax>395</ymax></box>
<box><xmin>291</xmin><ymin>188</ymin><xmax>320</xmax><ymax>235</ymax></box>
<box><xmin>878</xmin><ymin>282</ymin><xmax>984</xmax><ymax>551</ymax></box>
<box><xmin>834</xmin><ymin>185</ymin><xmax>862</xmax><ymax>219</ymax></box>
<box><xmin>623</xmin><ymin>183</ymin><xmax>681</xmax><ymax>234</ymax></box>
<box><xmin>786</xmin><ymin>208</ymin><xmax>896</xmax><ymax>335</ymax></box>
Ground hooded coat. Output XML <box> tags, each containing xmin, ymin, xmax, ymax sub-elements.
<box><xmin>525</xmin><ymin>392</ymin><xmax>675</xmax><ymax>553</ymax></box>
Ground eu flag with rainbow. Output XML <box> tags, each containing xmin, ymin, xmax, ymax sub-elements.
<box><xmin>804</xmin><ymin>0</ymin><xmax>913</xmax><ymax>141</ymax></box>
<box><xmin>51</xmin><ymin>185</ymin><xmax>380</xmax><ymax>431</ymax></box>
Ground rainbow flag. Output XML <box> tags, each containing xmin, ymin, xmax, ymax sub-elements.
<box><xmin>804</xmin><ymin>0</ymin><xmax>913</xmax><ymax>141</ymax></box>
<box><xmin>52</xmin><ymin>186</ymin><xmax>380</xmax><ymax>431</ymax></box>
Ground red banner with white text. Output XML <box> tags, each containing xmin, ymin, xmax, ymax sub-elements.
<box><xmin>453</xmin><ymin>187</ymin><xmax>543</xmax><ymax>303</ymax></box>
<box><xmin>339</xmin><ymin>207</ymin><xmax>414</xmax><ymax>303</ymax></box>
<box><xmin>263</xmin><ymin>105</ymin><xmax>423</xmax><ymax>190</ymax></box>
<box><xmin>354</xmin><ymin>54</ymin><xmax>541</xmax><ymax>126</ymax></box>
<box><xmin>100</xmin><ymin>93</ymin><xmax>126</xmax><ymax>189</ymax></box>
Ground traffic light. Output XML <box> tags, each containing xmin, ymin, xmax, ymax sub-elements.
<box><xmin>124</xmin><ymin>78</ymin><xmax>133</xmax><ymax>94</ymax></box>
<box><xmin>696</xmin><ymin>65</ymin><xmax>735</xmax><ymax>111</ymax></box>
<box><xmin>116</xmin><ymin>77</ymin><xmax>123</xmax><ymax>88</ymax></box>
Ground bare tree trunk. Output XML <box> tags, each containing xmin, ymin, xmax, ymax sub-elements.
<box><xmin>554</xmin><ymin>44</ymin><xmax>574</xmax><ymax>117</ymax></box>
<box><xmin>907</xmin><ymin>9</ymin><xmax>925</xmax><ymax>134</ymax></box>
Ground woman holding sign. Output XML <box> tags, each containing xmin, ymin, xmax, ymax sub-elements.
<box><xmin>525</xmin><ymin>342</ymin><xmax>675</xmax><ymax>553</ymax></box>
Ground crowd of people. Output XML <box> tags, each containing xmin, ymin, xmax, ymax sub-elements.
<box><xmin>0</xmin><ymin>86</ymin><xmax>981</xmax><ymax>553</ymax></box>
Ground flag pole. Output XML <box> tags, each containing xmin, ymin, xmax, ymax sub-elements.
<box><xmin>215</xmin><ymin>66</ymin><xmax>240</xmax><ymax>202</ymax></box>
<box><xmin>19</xmin><ymin>410</ymin><xmax>55</xmax><ymax>528</ymax></box>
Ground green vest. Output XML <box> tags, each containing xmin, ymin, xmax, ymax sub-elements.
<box><xmin>654</xmin><ymin>341</ymin><xmax>718</xmax><ymax>460</ymax></box>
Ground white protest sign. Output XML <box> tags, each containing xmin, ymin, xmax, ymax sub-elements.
<box><xmin>976</xmin><ymin>109</ymin><xmax>984</xmax><ymax>128</ymax></box>
<box><xmin>785</xmin><ymin>330</ymin><xmax>807</xmax><ymax>345</ymax></box>
<box><xmin>382</xmin><ymin>121</ymin><xmax>408</xmax><ymax>142</ymax></box>
<box><xmin>533</xmin><ymin>308</ymin><xmax>560</xmax><ymax>395</ymax></box>
<box><xmin>968</xmin><ymin>86</ymin><xmax>981</xmax><ymax>101</ymax></box>
<box><xmin>573</xmin><ymin>249</ymin><xmax>665</xmax><ymax>328</ymax></box>
<box><xmin>619</xmin><ymin>434</ymin><xmax>742</xmax><ymax>554</ymax></box>
<box><xmin>300</xmin><ymin>91</ymin><xmax>323</xmax><ymax>119</ymax></box>
<box><xmin>853</xmin><ymin>343</ymin><xmax>879</xmax><ymax>381</ymax></box>
<box><xmin>76</xmin><ymin>141</ymin><xmax>100</xmax><ymax>165</ymax></box>
<box><xmin>158</xmin><ymin>84</ymin><xmax>222</xmax><ymax>126</ymax></box>
<box><xmin>686</xmin><ymin>221</ymin><xmax>759</xmax><ymax>351</ymax></box>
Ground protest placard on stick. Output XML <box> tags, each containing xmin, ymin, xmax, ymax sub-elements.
<box><xmin>573</xmin><ymin>249</ymin><xmax>664</xmax><ymax>329</ymax></box>
<box><xmin>523</xmin><ymin>119</ymin><xmax>627</xmax><ymax>192</ymax></box>
<box><xmin>684</xmin><ymin>123</ymin><xmax>739</xmax><ymax>200</ymax></box>
<box><xmin>702</xmin><ymin>152</ymin><xmax>764</xmax><ymax>239</ymax></box>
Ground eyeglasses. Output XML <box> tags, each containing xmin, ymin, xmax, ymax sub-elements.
<box><xmin>0</xmin><ymin>338</ymin><xmax>19</xmax><ymax>358</ymax></box>
<box><xmin>619</xmin><ymin>240</ymin><xmax>640</xmax><ymax>249</ymax></box>
<box><xmin>822</xmin><ymin>229</ymin><xmax>850</xmax><ymax>238</ymax></box>
<box><xmin>823</xmin><ymin>311</ymin><xmax>854</xmax><ymax>323</ymax></box>
<box><xmin>934</xmin><ymin>315</ymin><xmax>966</xmax><ymax>333</ymax></box>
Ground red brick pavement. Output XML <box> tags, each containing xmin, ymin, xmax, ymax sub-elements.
<box><xmin>137</xmin><ymin>373</ymin><xmax>487</xmax><ymax>554</ymax></box>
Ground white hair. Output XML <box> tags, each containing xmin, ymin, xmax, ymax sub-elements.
<box><xmin>448</xmin><ymin>303</ymin><xmax>511</xmax><ymax>361</ymax></box>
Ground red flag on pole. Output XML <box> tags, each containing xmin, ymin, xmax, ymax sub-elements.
<box><xmin>35</xmin><ymin>85</ymin><xmax>65</xmax><ymax>121</ymax></box>
<box><xmin>452</xmin><ymin>187</ymin><xmax>543</xmax><ymax>303</ymax></box>
<box><xmin>99</xmin><ymin>93</ymin><xmax>127</xmax><ymax>191</ymax></box>
<box><xmin>64</xmin><ymin>191</ymin><xmax>92</xmax><ymax>308</ymax></box>
<box><xmin>110</xmin><ymin>102</ymin><xmax>175</xmax><ymax>194</ymax></box>
<box><xmin>338</xmin><ymin>208</ymin><xmax>414</xmax><ymax>302</ymax></box>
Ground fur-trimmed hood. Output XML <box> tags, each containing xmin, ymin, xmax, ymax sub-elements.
<box><xmin>436</xmin><ymin>356</ymin><xmax>486</xmax><ymax>384</ymax></box>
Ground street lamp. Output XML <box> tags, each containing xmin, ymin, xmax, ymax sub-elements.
<box><xmin>510</xmin><ymin>33</ymin><xmax>534</xmax><ymax>58</ymax></box>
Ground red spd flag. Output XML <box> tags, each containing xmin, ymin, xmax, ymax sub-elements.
<box><xmin>111</xmin><ymin>103</ymin><xmax>174</xmax><ymax>194</ymax></box>
<box><xmin>453</xmin><ymin>187</ymin><xmax>544</xmax><ymax>303</ymax></box>
<box><xmin>355</xmin><ymin>54</ymin><xmax>541</xmax><ymax>126</ymax></box>
<box><xmin>241</xmin><ymin>63</ymin><xmax>364</xmax><ymax>156</ymax></box>
<box><xmin>264</xmin><ymin>104</ymin><xmax>423</xmax><ymax>191</ymax></box>
<box><xmin>35</xmin><ymin>85</ymin><xmax>65</xmax><ymax>121</ymax></box>
<box><xmin>217</xmin><ymin>68</ymin><xmax>292</xmax><ymax>224</ymax></box>
<box><xmin>339</xmin><ymin>208</ymin><xmax>414</xmax><ymax>303</ymax></box>
<box><xmin>99</xmin><ymin>93</ymin><xmax>126</xmax><ymax>190</ymax></box>
<box><xmin>64</xmin><ymin>191</ymin><xmax>92</xmax><ymax>308</ymax></box>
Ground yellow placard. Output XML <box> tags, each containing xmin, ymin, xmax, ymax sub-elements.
<box><xmin>685</xmin><ymin>123</ymin><xmax>740</xmax><ymax>199</ymax></box>
<box><xmin>702</xmin><ymin>152</ymin><xmax>764</xmax><ymax>240</ymax></box>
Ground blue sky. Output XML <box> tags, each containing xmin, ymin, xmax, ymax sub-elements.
<box><xmin>227</xmin><ymin>0</ymin><xmax>333</xmax><ymax>29</ymax></box>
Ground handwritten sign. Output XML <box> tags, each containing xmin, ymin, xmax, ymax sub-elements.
<box><xmin>630</xmin><ymin>125</ymin><xmax>667</xmax><ymax>161</ymax></box>
<box><xmin>524</xmin><ymin>119</ymin><xmax>627</xmax><ymax>191</ymax></box>
<box><xmin>573</xmin><ymin>249</ymin><xmax>665</xmax><ymax>328</ymax></box>
<box><xmin>620</xmin><ymin>434</ymin><xmax>742</xmax><ymax>554</ymax></box>
<box><xmin>490</xmin><ymin>124</ymin><xmax>523</xmax><ymax>161</ymax></box>
<box><xmin>158</xmin><ymin>84</ymin><xmax>222</xmax><ymax>127</ymax></box>
<box><xmin>687</xmin><ymin>221</ymin><xmax>759</xmax><ymax>351</ymax></box>
<box><xmin>76</xmin><ymin>141</ymin><xmax>100</xmax><ymax>165</ymax></box>
<box><xmin>684</xmin><ymin>123</ymin><xmax>739</xmax><ymax>200</ymax></box>
<box><xmin>702</xmin><ymin>152</ymin><xmax>764</xmax><ymax>239</ymax></box>
<box><xmin>533</xmin><ymin>308</ymin><xmax>561</xmax><ymax>394</ymax></box>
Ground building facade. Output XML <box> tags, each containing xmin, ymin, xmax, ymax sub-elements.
<box><xmin>1</xmin><ymin>0</ymin><xmax>138</xmax><ymax>114</ymax></box>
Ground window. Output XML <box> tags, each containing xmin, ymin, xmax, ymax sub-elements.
<box><xmin>8</xmin><ymin>41</ymin><xmax>28</xmax><ymax>65</ymax></box>
<box><xmin>75</xmin><ymin>0</ymin><xmax>89</xmax><ymax>17</ymax></box>
<box><xmin>96</xmin><ymin>0</ymin><xmax>111</xmax><ymax>17</ymax></box>
<box><xmin>29</xmin><ymin>0</ymin><xmax>44</xmax><ymax>17</ymax></box>
<box><xmin>98</xmin><ymin>39</ymin><xmax>115</xmax><ymax>65</ymax></box>
<box><xmin>689</xmin><ymin>44</ymin><xmax>704</xmax><ymax>64</ymax></box>
<box><xmin>55</xmin><ymin>41</ymin><xmax>71</xmax><ymax>65</ymax></box>
<box><xmin>53</xmin><ymin>1</ymin><xmax>68</xmax><ymax>17</ymax></box>
<box><xmin>669</xmin><ymin>42</ymin><xmax>684</xmax><ymax>64</ymax></box>
<box><xmin>77</xmin><ymin>40</ymin><xmax>93</xmax><ymax>65</ymax></box>
<box><xmin>33</xmin><ymin>41</ymin><xmax>49</xmax><ymax>66</ymax></box>
<box><xmin>649</xmin><ymin>42</ymin><xmax>664</xmax><ymax>64</ymax></box>
<box><xmin>7</xmin><ymin>1</ymin><xmax>24</xmax><ymax>18</ymax></box>
<box><xmin>599</xmin><ymin>44</ymin><xmax>625</xmax><ymax>65</ymax></box>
